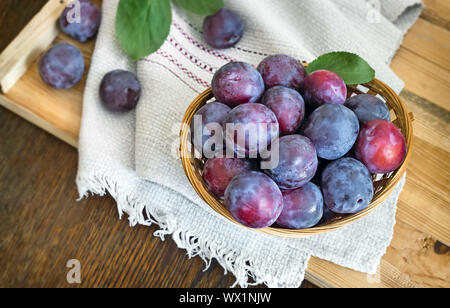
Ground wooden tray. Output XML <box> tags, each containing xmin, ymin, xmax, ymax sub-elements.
<box><xmin>0</xmin><ymin>0</ymin><xmax>448</xmax><ymax>288</ymax></box>
<box><xmin>0</xmin><ymin>0</ymin><xmax>96</xmax><ymax>147</ymax></box>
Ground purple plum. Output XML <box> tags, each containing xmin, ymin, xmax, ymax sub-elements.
<box><xmin>224</xmin><ymin>103</ymin><xmax>279</xmax><ymax>157</ymax></box>
<box><xmin>303</xmin><ymin>104</ymin><xmax>359</xmax><ymax>160</ymax></box>
<box><xmin>38</xmin><ymin>43</ymin><xmax>85</xmax><ymax>89</ymax></box>
<box><xmin>202</xmin><ymin>156</ymin><xmax>253</xmax><ymax>198</ymax></box>
<box><xmin>277</xmin><ymin>182</ymin><xmax>323</xmax><ymax>229</ymax></box>
<box><xmin>261</xmin><ymin>86</ymin><xmax>305</xmax><ymax>135</ymax></box>
<box><xmin>321</xmin><ymin>158</ymin><xmax>374</xmax><ymax>214</ymax></box>
<box><xmin>257</xmin><ymin>54</ymin><xmax>307</xmax><ymax>89</ymax></box>
<box><xmin>99</xmin><ymin>70</ymin><xmax>141</xmax><ymax>112</ymax></box>
<box><xmin>203</xmin><ymin>8</ymin><xmax>244</xmax><ymax>49</ymax></box>
<box><xmin>263</xmin><ymin>135</ymin><xmax>318</xmax><ymax>190</ymax></box>
<box><xmin>191</xmin><ymin>102</ymin><xmax>231</xmax><ymax>155</ymax></box>
<box><xmin>355</xmin><ymin>119</ymin><xmax>407</xmax><ymax>174</ymax></box>
<box><xmin>224</xmin><ymin>171</ymin><xmax>283</xmax><ymax>228</ymax></box>
<box><xmin>301</xmin><ymin>70</ymin><xmax>347</xmax><ymax>109</ymax></box>
<box><xmin>345</xmin><ymin>94</ymin><xmax>391</xmax><ymax>125</ymax></box>
<box><xmin>60</xmin><ymin>0</ymin><xmax>101</xmax><ymax>42</ymax></box>
<box><xmin>212</xmin><ymin>62</ymin><xmax>265</xmax><ymax>108</ymax></box>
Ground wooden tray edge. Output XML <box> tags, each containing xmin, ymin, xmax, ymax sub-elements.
<box><xmin>0</xmin><ymin>93</ymin><xmax>78</xmax><ymax>147</ymax></box>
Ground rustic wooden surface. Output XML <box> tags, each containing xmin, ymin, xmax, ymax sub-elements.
<box><xmin>0</xmin><ymin>0</ymin><xmax>314</xmax><ymax>289</ymax></box>
<box><xmin>0</xmin><ymin>0</ymin><xmax>449</xmax><ymax>288</ymax></box>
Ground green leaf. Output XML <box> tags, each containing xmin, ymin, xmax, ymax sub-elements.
<box><xmin>305</xmin><ymin>52</ymin><xmax>375</xmax><ymax>85</ymax></box>
<box><xmin>116</xmin><ymin>0</ymin><xmax>172</xmax><ymax>61</ymax></box>
<box><xmin>173</xmin><ymin>0</ymin><xmax>223</xmax><ymax>16</ymax></box>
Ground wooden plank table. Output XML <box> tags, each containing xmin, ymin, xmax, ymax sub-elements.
<box><xmin>0</xmin><ymin>0</ymin><xmax>449</xmax><ymax>288</ymax></box>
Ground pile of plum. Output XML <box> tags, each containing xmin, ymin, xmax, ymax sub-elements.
<box><xmin>38</xmin><ymin>0</ymin><xmax>141</xmax><ymax>112</ymax></box>
<box><xmin>38</xmin><ymin>0</ymin><xmax>101</xmax><ymax>90</ymax></box>
<box><xmin>37</xmin><ymin>2</ymin><xmax>407</xmax><ymax>231</ymax></box>
<box><xmin>194</xmin><ymin>55</ymin><xmax>407</xmax><ymax>230</ymax></box>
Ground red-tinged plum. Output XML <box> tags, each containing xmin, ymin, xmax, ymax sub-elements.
<box><xmin>38</xmin><ymin>43</ymin><xmax>85</xmax><ymax>89</ymax></box>
<box><xmin>60</xmin><ymin>0</ymin><xmax>101</xmax><ymax>42</ymax></box>
<box><xmin>212</xmin><ymin>62</ymin><xmax>265</xmax><ymax>108</ymax></box>
<box><xmin>224</xmin><ymin>103</ymin><xmax>279</xmax><ymax>157</ymax></box>
<box><xmin>99</xmin><ymin>70</ymin><xmax>141</xmax><ymax>112</ymax></box>
<box><xmin>345</xmin><ymin>94</ymin><xmax>391</xmax><ymax>125</ymax></box>
<box><xmin>303</xmin><ymin>104</ymin><xmax>359</xmax><ymax>160</ymax></box>
<box><xmin>261</xmin><ymin>86</ymin><xmax>305</xmax><ymax>135</ymax></box>
<box><xmin>191</xmin><ymin>102</ymin><xmax>231</xmax><ymax>155</ymax></box>
<box><xmin>263</xmin><ymin>135</ymin><xmax>318</xmax><ymax>190</ymax></box>
<box><xmin>321</xmin><ymin>158</ymin><xmax>374</xmax><ymax>214</ymax></box>
<box><xmin>257</xmin><ymin>54</ymin><xmax>307</xmax><ymax>89</ymax></box>
<box><xmin>203</xmin><ymin>9</ymin><xmax>244</xmax><ymax>49</ymax></box>
<box><xmin>224</xmin><ymin>171</ymin><xmax>283</xmax><ymax>228</ymax></box>
<box><xmin>355</xmin><ymin>119</ymin><xmax>407</xmax><ymax>174</ymax></box>
<box><xmin>301</xmin><ymin>70</ymin><xmax>347</xmax><ymax>109</ymax></box>
<box><xmin>202</xmin><ymin>156</ymin><xmax>253</xmax><ymax>198</ymax></box>
<box><xmin>276</xmin><ymin>182</ymin><xmax>323</xmax><ymax>229</ymax></box>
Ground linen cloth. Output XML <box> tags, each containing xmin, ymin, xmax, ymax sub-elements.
<box><xmin>77</xmin><ymin>0</ymin><xmax>422</xmax><ymax>287</ymax></box>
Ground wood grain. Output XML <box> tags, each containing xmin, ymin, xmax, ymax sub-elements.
<box><xmin>401</xmin><ymin>18</ymin><xmax>450</xmax><ymax>71</ymax></box>
<box><xmin>392</xmin><ymin>52</ymin><xmax>450</xmax><ymax>113</ymax></box>
<box><xmin>0</xmin><ymin>0</ymin><xmax>449</xmax><ymax>288</ymax></box>
<box><xmin>0</xmin><ymin>105</ymin><xmax>317</xmax><ymax>288</ymax></box>
<box><xmin>0</xmin><ymin>0</ymin><xmax>316</xmax><ymax>289</ymax></box>
<box><xmin>0</xmin><ymin>109</ymin><xmax>232</xmax><ymax>288</ymax></box>
<box><xmin>307</xmin><ymin>219</ymin><xmax>449</xmax><ymax>288</ymax></box>
<box><xmin>0</xmin><ymin>0</ymin><xmax>49</xmax><ymax>52</ymax></box>
<box><xmin>421</xmin><ymin>0</ymin><xmax>450</xmax><ymax>30</ymax></box>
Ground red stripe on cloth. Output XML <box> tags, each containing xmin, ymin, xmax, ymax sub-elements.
<box><xmin>155</xmin><ymin>50</ymin><xmax>211</xmax><ymax>88</ymax></box>
<box><xmin>168</xmin><ymin>36</ymin><xmax>218</xmax><ymax>74</ymax></box>
<box><xmin>143</xmin><ymin>59</ymin><xmax>201</xmax><ymax>94</ymax></box>
<box><xmin>173</xmin><ymin>22</ymin><xmax>238</xmax><ymax>63</ymax></box>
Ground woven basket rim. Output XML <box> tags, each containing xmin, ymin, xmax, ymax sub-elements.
<box><xmin>180</xmin><ymin>75</ymin><xmax>413</xmax><ymax>238</ymax></box>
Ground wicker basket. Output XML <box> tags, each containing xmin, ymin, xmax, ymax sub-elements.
<box><xmin>180</xmin><ymin>69</ymin><xmax>414</xmax><ymax>238</ymax></box>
